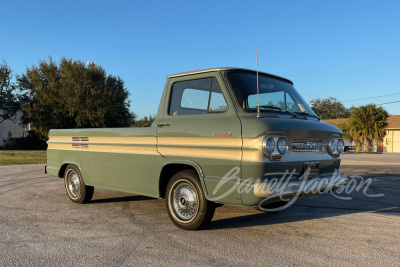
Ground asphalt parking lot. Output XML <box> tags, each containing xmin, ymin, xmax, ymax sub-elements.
<box><xmin>0</xmin><ymin>153</ymin><xmax>399</xmax><ymax>266</ymax></box>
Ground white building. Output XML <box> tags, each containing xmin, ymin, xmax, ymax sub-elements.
<box><xmin>383</xmin><ymin>115</ymin><xmax>400</xmax><ymax>153</ymax></box>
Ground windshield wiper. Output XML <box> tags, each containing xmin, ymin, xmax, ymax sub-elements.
<box><xmin>258</xmin><ymin>105</ymin><xmax>299</xmax><ymax>118</ymax></box>
<box><xmin>258</xmin><ymin>105</ymin><xmax>282</xmax><ymax>110</ymax></box>
<box><xmin>294</xmin><ymin>111</ymin><xmax>321</xmax><ymax>121</ymax></box>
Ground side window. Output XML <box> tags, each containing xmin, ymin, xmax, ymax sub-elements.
<box><xmin>181</xmin><ymin>89</ymin><xmax>209</xmax><ymax>110</ymax></box>
<box><xmin>169</xmin><ymin>78</ymin><xmax>228</xmax><ymax>116</ymax></box>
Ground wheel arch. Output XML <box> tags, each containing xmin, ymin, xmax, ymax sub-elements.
<box><xmin>158</xmin><ymin>160</ymin><xmax>208</xmax><ymax>199</ymax></box>
<box><xmin>58</xmin><ymin>161</ymin><xmax>81</xmax><ymax>178</ymax></box>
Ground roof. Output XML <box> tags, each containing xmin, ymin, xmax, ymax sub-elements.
<box><xmin>166</xmin><ymin>67</ymin><xmax>293</xmax><ymax>85</ymax></box>
<box><xmin>324</xmin><ymin>115</ymin><xmax>400</xmax><ymax>129</ymax></box>
<box><xmin>387</xmin><ymin>115</ymin><xmax>400</xmax><ymax>129</ymax></box>
<box><xmin>323</xmin><ymin>118</ymin><xmax>349</xmax><ymax>128</ymax></box>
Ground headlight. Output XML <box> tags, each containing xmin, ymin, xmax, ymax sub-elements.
<box><xmin>337</xmin><ymin>139</ymin><xmax>344</xmax><ymax>154</ymax></box>
<box><xmin>263</xmin><ymin>137</ymin><xmax>275</xmax><ymax>156</ymax></box>
<box><xmin>328</xmin><ymin>139</ymin><xmax>337</xmax><ymax>155</ymax></box>
<box><xmin>277</xmin><ymin>137</ymin><xmax>288</xmax><ymax>154</ymax></box>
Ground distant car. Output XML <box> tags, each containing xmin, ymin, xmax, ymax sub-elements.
<box><xmin>343</xmin><ymin>140</ymin><xmax>355</xmax><ymax>152</ymax></box>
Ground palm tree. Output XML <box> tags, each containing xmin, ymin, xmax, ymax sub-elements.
<box><xmin>339</xmin><ymin>121</ymin><xmax>352</xmax><ymax>142</ymax></box>
<box><xmin>339</xmin><ymin>120</ymin><xmax>361</xmax><ymax>152</ymax></box>
<box><xmin>346</xmin><ymin>104</ymin><xmax>388</xmax><ymax>153</ymax></box>
<box><xmin>345</xmin><ymin>112</ymin><xmax>365</xmax><ymax>152</ymax></box>
<box><xmin>372</xmin><ymin>106</ymin><xmax>389</xmax><ymax>152</ymax></box>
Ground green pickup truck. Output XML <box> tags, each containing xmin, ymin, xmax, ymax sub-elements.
<box><xmin>46</xmin><ymin>67</ymin><xmax>347</xmax><ymax>230</ymax></box>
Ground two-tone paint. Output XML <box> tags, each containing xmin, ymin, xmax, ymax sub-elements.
<box><xmin>47</xmin><ymin>67</ymin><xmax>347</xmax><ymax>206</ymax></box>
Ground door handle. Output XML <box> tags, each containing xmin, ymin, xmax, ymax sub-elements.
<box><xmin>156</xmin><ymin>123</ymin><xmax>170</xmax><ymax>128</ymax></box>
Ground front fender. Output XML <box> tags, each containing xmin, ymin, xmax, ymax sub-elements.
<box><xmin>160</xmin><ymin>159</ymin><xmax>209</xmax><ymax>198</ymax></box>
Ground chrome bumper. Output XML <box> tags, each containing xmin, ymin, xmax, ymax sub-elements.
<box><xmin>254</xmin><ymin>173</ymin><xmax>348</xmax><ymax>198</ymax></box>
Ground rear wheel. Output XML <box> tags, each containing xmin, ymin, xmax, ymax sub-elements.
<box><xmin>64</xmin><ymin>164</ymin><xmax>94</xmax><ymax>204</ymax></box>
<box><xmin>166</xmin><ymin>170</ymin><xmax>215</xmax><ymax>230</ymax></box>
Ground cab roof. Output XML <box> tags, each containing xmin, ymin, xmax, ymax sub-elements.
<box><xmin>166</xmin><ymin>67</ymin><xmax>293</xmax><ymax>85</ymax></box>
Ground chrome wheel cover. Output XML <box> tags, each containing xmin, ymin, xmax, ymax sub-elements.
<box><xmin>67</xmin><ymin>170</ymin><xmax>80</xmax><ymax>198</ymax></box>
<box><xmin>171</xmin><ymin>181</ymin><xmax>199</xmax><ymax>221</ymax></box>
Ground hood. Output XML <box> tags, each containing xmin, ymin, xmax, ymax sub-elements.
<box><xmin>240</xmin><ymin>114</ymin><xmax>342</xmax><ymax>140</ymax></box>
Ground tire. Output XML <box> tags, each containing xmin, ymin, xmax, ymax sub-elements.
<box><xmin>166</xmin><ymin>170</ymin><xmax>215</xmax><ymax>230</ymax></box>
<box><xmin>253</xmin><ymin>201</ymin><xmax>288</xmax><ymax>212</ymax></box>
<box><xmin>64</xmin><ymin>164</ymin><xmax>94</xmax><ymax>204</ymax></box>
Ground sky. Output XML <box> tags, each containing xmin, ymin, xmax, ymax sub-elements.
<box><xmin>1</xmin><ymin>0</ymin><xmax>399</xmax><ymax>118</ymax></box>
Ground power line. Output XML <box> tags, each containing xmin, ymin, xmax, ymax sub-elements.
<box><xmin>377</xmin><ymin>100</ymin><xmax>400</xmax><ymax>106</ymax></box>
<box><xmin>343</xmin><ymin>92</ymin><xmax>400</xmax><ymax>103</ymax></box>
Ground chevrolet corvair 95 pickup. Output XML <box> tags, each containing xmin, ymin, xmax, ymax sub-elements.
<box><xmin>46</xmin><ymin>68</ymin><xmax>347</xmax><ymax>230</ymax></box>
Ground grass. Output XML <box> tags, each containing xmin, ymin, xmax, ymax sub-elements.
<box><xmin>0</xmin><ymin>150</ymin><xmax>47</xmax><ymax>166</ymax></box>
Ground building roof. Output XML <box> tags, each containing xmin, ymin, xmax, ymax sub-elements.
<box><xmin>324</xmin><ymin>115</ymin><xmax>400</xmax><ymax>129</ymax></box>
<box><xmin>165</xmin><ymin>67</ymin><xmax>293</xmax><ymax>85</ymax></box>
<box><xmin>323</xmin><ymin>118</ymin><xmax>348</xmax><ymax>128</ymax></box>
<box><xmin>387</xmin><ymin>115</ymin><xmax>400</xmax><ymax>129</ymax></box>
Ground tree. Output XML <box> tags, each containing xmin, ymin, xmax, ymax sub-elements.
<box><xmin>339</xmin><ymin>121</ymin><xmax>362</xmax><ymax>152</ymax></box>
<box><xmin>339</xmin><ymin>104</ymin><xmax>388</xmax><ymax>152</ymax></box>
<box><xmin>310</xmin><ymin>97</ymin><xmax>351</xmax><ymax>119</ymax></box>
<box><xmin>0</xmin><ymin>60</ymin><xmax>20</xmax><ymax>124</ymax></box>
<box><xmin>18</xmin><ymin>58</ymin><xmax>134</xmax><ymax>136</ymax></box>
<box><xmin>131</xmin><ymin>115</ymin><xmax>155</xmax><ymax>127</ymax></box>
<box><xmin>371</xmin><ymin>105</ymin><xmax>389</xmax><ymax>152</ymax></box>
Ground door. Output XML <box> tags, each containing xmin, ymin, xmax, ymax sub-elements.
<box><xmin>156</xmin><ymin>75</ymin><xmax>243</xmax><ymax>204</ymax></box>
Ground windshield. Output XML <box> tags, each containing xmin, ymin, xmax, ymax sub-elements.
<box><xmin>227</xmin><ymin>71</ymin><xmax>316</xmax><ymax>116</ymax></box>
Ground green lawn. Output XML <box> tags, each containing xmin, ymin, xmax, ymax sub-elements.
<box><xmin>0</xmin><ymin>150</ymin><xmax>47</xmax><ymax>166</ymax></box>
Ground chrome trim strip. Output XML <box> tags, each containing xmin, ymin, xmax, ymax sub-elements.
<box><xmin>47</xmin><ymin>141</ymin><xmax>154</xmax><ymax>147</ymax></box>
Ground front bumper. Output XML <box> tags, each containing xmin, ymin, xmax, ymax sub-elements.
<box><xmin>253</xmin><ymin>173</ymin><xmax>348</xmax><ymax>200</ymax></box>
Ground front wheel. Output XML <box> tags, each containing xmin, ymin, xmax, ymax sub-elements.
<box><xmin>64</xmin><ymin>164</ymin><xmax>94</xmax><ymax>204</ymax></box>
<box><xmin>166</xmin><ymin>170</ymin><xmax>215</xmax><ymax>230</ymax></box>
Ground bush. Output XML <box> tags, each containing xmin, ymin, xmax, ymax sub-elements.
<box><xmin>2</xmin><ymin>134</ymin><xmax>47</xmax><ymax>150</ymax></box>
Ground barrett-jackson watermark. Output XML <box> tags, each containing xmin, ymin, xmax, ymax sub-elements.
<box><xmin>208</xmin><ymin>166</ymin><xmax>384</xmax><ymax>211</ymax></box>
